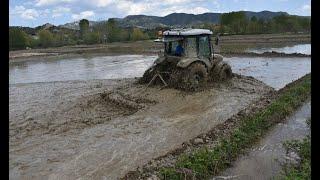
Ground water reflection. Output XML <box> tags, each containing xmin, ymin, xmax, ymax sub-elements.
<box><xmin>246</xmin><ymin>44</ymin><xmax>310</xmax><ymax>55</ymax></box>
<box><xmin>10</xmin><ymin>55</ymin><xmax>311</xmax><ymax>90</ymax></box>
<box><xmin>224</xmin><ymin>57</ymin><xmax>311</xmax><ymax>90</ymax></box>
<box><xmin>9</xmin><ymin>55</ymin><xmax>156</xmax><ymax>84</ymax></box>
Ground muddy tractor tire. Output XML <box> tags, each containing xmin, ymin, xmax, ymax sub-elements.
<box><xmin>218</xmin><ymin>63</ymin><xmax>232</xmax><ymax>80</ymax></box>
<box><xmin>139</xmin><ymin>65</ymin><xmax>160</xmax><ymax>84</ymax></box>
<box><xmin>210</xmin><ymin>61</ymin><xmax>232</xmax><ymax>81</ymax></box>
<box><xmin>179</xmin><ymin>62</ymin><xmax>208</xmax><ymax>90</ymax></box>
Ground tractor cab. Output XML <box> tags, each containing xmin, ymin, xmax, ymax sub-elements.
<box><xmin>155</xmin><ymin>29</ymin><xmax>214</xmax><ymax>59</ymax></box>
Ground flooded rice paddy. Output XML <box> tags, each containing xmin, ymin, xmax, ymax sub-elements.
<box><xmin>9</xmin><ymin>43</ymin><xmax>311</xmax><ymax>179</ymax></box>
<box><xmin>10</xmin><ymin>54</ymin><xmax>310</xmax><ymax>90</ymax></box>
<box><xmin>9</xmin><ymin>55</ymin><xmax>156</xmax><ymax>84</ymax></box>
<box><xmin>246</xmin><ymin>43</ymin><xmax>310</xmax><ymax>55</ymax></box>
<box><xmin>224</xmin><ymin>57</ymin><xmax>310</xmax><ymax>90</ymax></box>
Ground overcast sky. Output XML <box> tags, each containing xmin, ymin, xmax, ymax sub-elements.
<box><xmin>9</xmin><ymin>0</ymin><xmax>311</xmax><ymax>27</ymax></box>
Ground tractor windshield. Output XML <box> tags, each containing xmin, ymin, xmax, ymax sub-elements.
<box><xmin>198</xmin><ymin>36</ymin><xmax>211</xmax><ymax>58</ymax></box>
<box><xmin>164</xmin><ymin>41</ymin><xmax>179</xmax><ymax>56</ymax></box>
<box><xmin>155</xmin><ymin>36</ymin><xmax>184</xmax><ymax>56</ymax></box>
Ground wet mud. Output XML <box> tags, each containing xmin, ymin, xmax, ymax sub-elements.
<box><xmin>9</xmin><ymin>75</ymin><xmax>273</xmax><ymax>180</ymax></box>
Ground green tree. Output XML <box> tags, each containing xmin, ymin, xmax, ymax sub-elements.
<box><xmin>9</xmin><ymin>28</ymin><xmax>30</xmax><ymax>50</ymax></box>
<box><xmin>106</xmin><ymin>19</ymin><xmax>118</xmax><ymax>42</ymax></box>
<box><xmin>130</xmin><ymin>28</ymin><xmax>149</xmax><ymax>41</ymax></box>
<box><xmin>38</xmin><ymin>29</ymin><xmax>54</xmax><ymax>47</ymax></box>
<box><xmin>250</xmin><ymin>16</ymin><xmax>257</xmax><ymax>22</ymax></box>
<box><xmin>84</xmin><ymin>32</ymin><xmax>101</xmax><ymax>44</ymax></box>
<box><xmin>79</xmin><ymin>19</ymin><xmax>89</xmax><ymax>38</ymax></box>
<box><xmin>220</xmin><ymin>11</ymin><xmax>248</xmax><ymax>34</ymax></box>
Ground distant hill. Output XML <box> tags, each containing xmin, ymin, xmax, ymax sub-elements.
<box><xmin>11</xmin><ymin>11</ymin><xmax>308</xmax><ymax>32</ymax></box>
<box><xmin>58</xmin><ymin>11</ymin><xmax>292</xmax><ymax>29</ymax></box>
<box><xmin>59</xmin><ymin>20</ymin><xmax>99</xmax><ymax>30</ymax></box>
<box><xmin>10</xmin><ymin>23</ymin><xmax>78</xmax><ymax>36</ymax></box>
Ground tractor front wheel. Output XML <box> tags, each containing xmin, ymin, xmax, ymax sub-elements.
<box><xmin>181</xmin><ymin>62</ymin><xmax>208</xmax><ymax>91</ymax></box>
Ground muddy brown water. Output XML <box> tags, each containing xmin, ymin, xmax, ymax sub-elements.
<box><xmin>10</xmin><ymin>55</ymin><xmax>310</xmax><ymax>90</ymax></box>
<box><xmin>9</xmin><ymin>52</ymin><xmax>310</xmax><ymax>179</ymax></box>
<box><xmin>214</xmin><ymin>101</ymin><xmax>310</xmax><ymax>180</ymax></box>
<box><xmin>9</xmin><ymin>76</ymin><xmax>273</xmax><ymax>180</ymax></box>
<box><xmin>246</xmin><ymin>43</ymin><xmax>310</xmax><ymax>55</ymax></box>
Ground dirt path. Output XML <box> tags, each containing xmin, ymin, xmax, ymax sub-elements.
<box><xmin>9</xmin><ymin>75</ymin><xmax>273</xmax><ymax>179</ymax></box>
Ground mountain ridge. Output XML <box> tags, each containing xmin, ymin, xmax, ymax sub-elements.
<box><xmin>59</xmin><ymin>11</ymin><xmax>292</xmax><ymax>29</ymax></box>
<box><xmin>11</xmin><ymin>11</ymin><xmax>310</xmax><ymax>31</ymax></box>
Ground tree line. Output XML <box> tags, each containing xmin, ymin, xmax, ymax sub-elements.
<box><xmin>216</xmin><ymin>11</ymin><xmax>309</xmax><ymax>35</ymax></box>
<box><xmin>9</xmin><ymin>13</ymin><xmax>310</xmax><ymax>50</ymax></box>
<box><xmin>9</xmin><ymin>18</ymin><xmax>151</xmax><ymax>50</ymax></box>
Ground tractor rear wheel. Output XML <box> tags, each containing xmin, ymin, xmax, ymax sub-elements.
<box><xmin>181</xmin><ymin>62</ymin><xmax>208</xmax><ymax>90</ymax></box>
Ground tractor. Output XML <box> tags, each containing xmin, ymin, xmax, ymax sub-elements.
<box><xmin>140</xmin><ymin>28</ymin><xmax>233</xmax><ymax>90</ymax></box>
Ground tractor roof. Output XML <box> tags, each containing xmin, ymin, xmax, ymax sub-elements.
<box><xmin>163</xmin><ymin>28</ymin><xmax>213</xmax><ymax>36</ymax></box>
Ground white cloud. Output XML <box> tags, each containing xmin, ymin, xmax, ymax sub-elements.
<box><xmin>10</xmin><ymin>5</ymin><xmax>26</xmax><ymax>15</ymax></box>
<box><xmin>90</xmin><ymin>0</ymin><xmax>114</xmax><ymax>7</ymax></box>
<box><xmin>116</xmin><ymin>0</ymin><xmax>150</xmax><ymax>15</ymax></box>
<box><xmin>159</xmin><ymin>6</ymin><xmax>210</xmax><ymax>16</ymax></box>
<box><xmin>21</xmin><ymin>9</ymin><xmax>39</xmax><ymax>20</ymax></box>
<box><xmin>10</xmin><ymin>5</ymin><xmax>39</xmax><ymax>20</ymax></box>
<box><xmin>72</xmin><ymin>11</ymin><xmax>95</xmax><ymax>20</ymax></box>
<box><xmin>52</xmin><ymin>7</ymin><xmax>71</xmax><ymax>17</ymax></box>
<box><xmin>190</xmin><ymin>7</ymin><xmax>210</xmax><ymax>14</ymax></box>
<box><xmin>302</xmin><ymin>4</ymin><xmax>311</xmax><ymax>11</ymax></box>
<box><xmin>35</xmin><ymin>0</ymin><xmax>75</xmax><ymax>7</ymax></box>
<box><xmin>162</xmin><ymin>0</ymin><xmax>194</xmax><ymax>4</ymax></box>
<box><xmin>114</xmin><ymin>0</ymin><xmax>212</xmax><ymax>16</ymax></box>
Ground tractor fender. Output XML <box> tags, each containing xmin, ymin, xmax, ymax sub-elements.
<box><xmin>154</xmin><ymin>56</ymin><xmax>166</xmax><ymax>65</ymax></box>
<box><xmin>213</xmin><ymin>54</ymin><xmax>224</xmax><ymax>62</ymax></box>
<box><xmin>177</xmin><ymin>58</ymin><xmax>211</xmax><ymax>69</ymax></box>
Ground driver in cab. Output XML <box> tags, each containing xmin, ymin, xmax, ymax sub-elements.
<box><xmin>175</xmin><ymin>41</ymin><xmax>184</xmax><ymax>56</ymax></box>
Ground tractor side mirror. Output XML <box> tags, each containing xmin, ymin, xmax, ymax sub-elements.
<box><xmin>211</xmin><ymin>43</ymin><xmax>214</xmax><ymax>54</ymax></box>
<box><xmin>215</xmin><ymin>34</ymin><xmax>220</xmax><ymax>45</ymax></box>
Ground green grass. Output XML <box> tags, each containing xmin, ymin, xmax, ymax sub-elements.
<box><xmin>279</xmin><ymin>118</ymin><xmax>311</xmax><ymax>180</ymax></box>
<box><xmin>160</xmin><ymin>74</ymin><xmax>311</xmax><ymax>180</ymax></box>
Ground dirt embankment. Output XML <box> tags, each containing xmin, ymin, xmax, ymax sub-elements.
<box><xmin>10</xmin><ymin>74</ymin><xmax>273</xmax><ymax>179</ymax></box>
<box><xmin>9</xmin><ymin>33</ymin><xmax>310</xmax><ymax>62</ymax></box>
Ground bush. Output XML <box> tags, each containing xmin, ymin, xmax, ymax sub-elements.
<box><xmin>9</xmin><ymin>28</ymin><xmax>31</xmax><ymax>50</ymax></box>
<box><xmin>38</xmin><ymin>30</ymin><xmax>54</xmax><ymax>48</ymax></box>
<box><xmin>130</xmin><ymin>28</ymin><xmax>149</xmax><ymax>41</ymax></box>
<box><xmin>84</xmin><ymin>32</ymin><xmax>100</xmax><ymax>44</ymax></box>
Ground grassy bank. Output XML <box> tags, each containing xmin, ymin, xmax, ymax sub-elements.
<box><xmin>279</xmin><ymin>118</ymin><xmax>311</xmax><ymax>179</ymax></box>
<box><xmin>160</xmin><ymin>73</ymin><xmax>311</xmax><ymax>179</ymax></box>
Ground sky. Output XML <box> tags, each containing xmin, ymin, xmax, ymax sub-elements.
<box><xmin>9</xmin><ymin>0</ymin><xmax>311</xmax><ymax>27</ymax></box>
